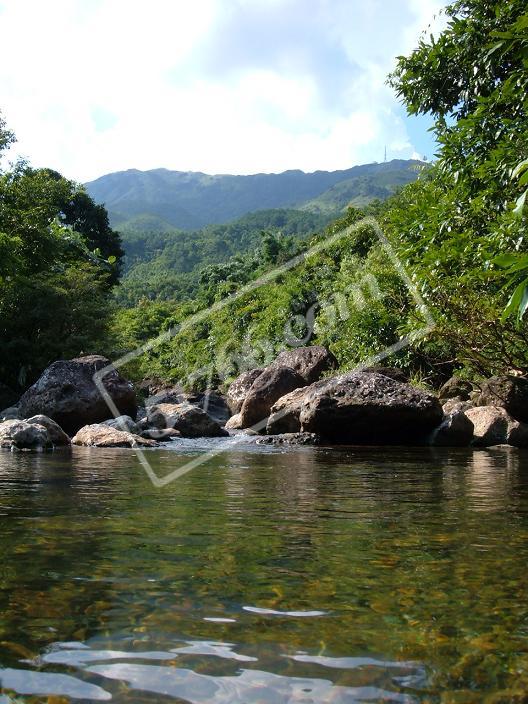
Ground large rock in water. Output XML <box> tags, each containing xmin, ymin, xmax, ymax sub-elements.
<box><xmin>465</xmin><ymin>406</ymin><xmax>528</xmax><ymax>447</ymax></box>
<box><xmin>72</xmin><ymin>424</ymin><xmax>158</xmax><ymax>448</ymax></box>
<box><xmin>270</xmin><ymin>346</ymin><xmax>336</xmax><ymax>384</ymax></box>
<box><xmin>25</xmin><ymin>415</ymin><xmax>71</xmax><ymax>446</ymax></box>
<box><xmin>0</xmin><ymin>419</ymin><xmax>52</xmax><ymax>451</ymax></box>
<box><xmin>239</xmin><ymin>366</ymin><xmax>306</xmax><ymax>429</ymax></box>
<box><xmin>226</xmin><ymin>368</ymin><xmax>264</xmax><ymax>414</ymax></box>
<box><xmin>477</xmin><ymin>375</ymin><xmax>528</xmax><ymax>423</ymax></box>
<box><xmin>428</xmin><ymin>411</ymin><xmax>474</xmax><ymax>447</ymax></box>
<box><xmin>147</xmin><ymin>403</ymin><xmax>228</xmax><ymax>438</ymax></box>
<box><xmin>17</xmin><ymin>356</ymin><xmax>137</xmax><ymax>435</ymax></box>
<box><xmin>298</xmin><ymin>372</ymin><xmax>443</xmax><ymax>444</ymax></box>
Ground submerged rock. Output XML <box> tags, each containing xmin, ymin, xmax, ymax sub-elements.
<box><xmin>239</xmin><ymin>366</ymin><xmax>306</xmax><ymax>429</ymax></box>
<box><xmin>17</xmin><ymin>355</ymin><xmax>137</xmax><ymax>435</ymax></box>
<box><xmin>477</xmin><ymin>375</ymin><xmax>528</xmax><ymax>423</ymax></box>
<box><xmin>255</xmin><ymin>432</ymin><xmax>321</xmax><ymax>446</ymax></box>
<box><xmin>270</xmin><ymin>346</ymin><xmax>336</xmax><ymax>384</ymax></box>
<box><xmin>0</xmin><ymin>419</ymin><xmax>52</xmax><ymax>451</ymax></box>
<box><xmin>465</xmin><ymin>406</ymin><xmax>528</xmax><ymax>447</ymax></box>
<box><xmin>147</xmin><ymin>403</ymin><xmax>228</xmax><ymax>438</ymax></box>
<box><xmin>72</xmin><ymin>424</ymin><xmax>159</xmax><ymax>448</ymax></box>
<box><xmin>299</xmin><ymin>372</ymin><xmax>443</xmax><ymax>444</ymax></box>
<box><xmin>226</xmin><ymin>368</ymin><xmax>264</xmax><ymax>414</ymax></box>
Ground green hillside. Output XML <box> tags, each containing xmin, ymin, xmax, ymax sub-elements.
<box><xmin>86</xmin><ymin>159</ymin><xmax>423</xmax><ymax>231</ymax></box>
<box><xmin>116</xmin><ymin>208</ymin><xmax>333</xmax><ymax>306</ymax></box>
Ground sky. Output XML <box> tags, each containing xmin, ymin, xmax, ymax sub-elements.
<box><xmin>0</xmin><ymin>0</ymin><xmax>446</xmax><ymax>183</ymax></box>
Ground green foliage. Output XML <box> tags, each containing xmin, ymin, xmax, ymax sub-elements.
<box><xmin>0</xmin><ymin>118</ymin><xmax>124</xmax><ymax>390</ymax></box>
<box><xmin>116</xmin><ymin>209</ymin><xmax>331</xmax><ymax>306</ymax></box>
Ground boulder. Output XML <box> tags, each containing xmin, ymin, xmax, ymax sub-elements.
<box><xmin>72</xmin><ymin>424</ymin><xmax>158</xmax><ymax>448</ymax></box>
<box><xmin>429</xmin><ymin>411</ymin><xmax>474</xmax><ymax>447</ymax></box>
<box><xmin>442</xmin><ymin>398</ymin><xmax>474</xmax><ymax>415</ymax></box>
<box><xmin>140</xmin><ymin>428</ymin><xmax>181</xmax><ymax>441</ymax></box>
<box><xmin>299</xmin><ymin>372</ymin><xmax>443</xmax><ymax>444</ymax></box>
<box><xmin>102</xmin><ymin>415</ymin><xmax>140</xmax><ymax>434</ymax></box>
<box><xmin>465</xmin><ymin>406</ymin><xmax>528</xmax><ymax>448</ymax></box>
<box><xmin>0</xmin><ymin>406</ymin><xmax>20</xmax><ymax>421</ymax></box>
<box><xmin>17</xmin><ymin>356</ymin><xmax>137</xmax><ymax>435</ymax></box>
<box><xmin>266</xmin><ymin>385</ymin><xmax>321</xmax><ymax>434</ymax></box>
<box><xmin>226</xmin><ymin>368</ymin><xmax>264</xmax><ymax>414</ymax></box>
<box><xmin>147</xmin><ymin>403</ymin><xmax>228</xmax><ymax>438</ymax></box>
<box><xmin>270</xmin><ymin>346</ymin><xmax>336</xmax><ymax>384</ymax></box>
<box><xmin>0</xmin><ymin>419</ymin><xmax>52</xmax><ymax>451</ymax></box>
<box><xmin>477</xmin><ymin>376</ymin><xmax>528</xmax><ymax>423</ymax></box>
<box><xmin>225</xmin><ymin>413</ymin><xmax>243</xmax><ymax>430</ymax></box>
<box><xmin>255</xmin><ymin>432</ymin><xmax>321</xmax><ymax>446</ymax></box>
<box><xmin>239</xmin><ymin>366</ymin><xmax>306</xmax><ymax>429</ymax></box>
<box><xmin>438</xmin><ymin>376</ymin><xmax>473</xmax><ymax>401</ymax></box>
<box><xmin>25</xmin><ymin>415</ymin><xmax>70</xmax><ymax>446</ymax></box>
<box><xmin>146</xmin><ymin>389</ymin><xmax>231</xmax><ymax>424</ymax></box>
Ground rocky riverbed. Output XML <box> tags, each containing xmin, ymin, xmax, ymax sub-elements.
<box><xmin>1</xmin><ymin>347</ymin><xmax>528</xmax><ymax>452</ymax></box>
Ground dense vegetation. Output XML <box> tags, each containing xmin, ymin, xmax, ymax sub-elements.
<box><xmin>117</xmin><ymin>209</ymin><xmax>332</xmax><ymax>306</ymax></box>
<box><xmin>0</xmin><ymin>115</ymin><xmax>123</xmax><ymax>391</ymax></box>
<box><xmin>85</xmin><ymin>160</ymin><xmax>422</xmax><ymax>231</ymax></box>
<box><xmin>1</xmin><ymin>0</ymin><xmax>526</xmax><ymax>401</ymax></box>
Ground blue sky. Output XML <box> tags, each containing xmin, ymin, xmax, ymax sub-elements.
<box><xmin>0</xmin><ymin>0</ymin><xmax>445</xmax><ymax>182</ymax></box>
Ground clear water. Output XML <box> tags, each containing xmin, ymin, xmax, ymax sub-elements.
<box><xmin>0</xmin><ymin>442</ymin><xmax>527</xmax><ymax>703</ymax></box>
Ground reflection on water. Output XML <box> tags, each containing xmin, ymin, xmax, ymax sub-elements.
<box><xmin>0</xmin><ymin>445</ymin><xmax>527</xmax><ymax>702</ymax></box>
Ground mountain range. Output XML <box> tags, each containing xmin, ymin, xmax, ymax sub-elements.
<box><xmin>85</xmin><ymin>159</ymin><xmax>424</xmax><ymax>232</ymax></box>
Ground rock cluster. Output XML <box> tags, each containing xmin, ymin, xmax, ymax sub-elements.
<box><xmin>2</xmin><ymin>352</ymin><xmax>528</xmax><ymax>452</ymax></box>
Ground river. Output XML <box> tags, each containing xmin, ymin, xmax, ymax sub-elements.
<box><xmin>0</xmin><ymin>442</ymin><xmax>527</xmax><ymax>702</ymax></box>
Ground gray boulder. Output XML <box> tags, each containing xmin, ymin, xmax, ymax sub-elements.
<box><xmin>72</xmin><ymin>424</ymin><xmax>158</xmax><ymax>448</ymax></box>
<box><xmin>145</xmin><ymin>389</ymin><xmax>231</xmax><ymax>424</ymax></box>
<box><xmin>270</xmin><ymin>346</ymin><xmax>336</xmax><ymax>384</ymax></box>
<box><xmin>477</xmin><ymin>375</ymin><xmax>528</xmax><ymax>423</ymax></box>
<box><xmin>226</xmin><ymin>368</ymin><xmax>264</xmax><ymax>414</ymax></box>
<box><xmin>0</xmin><ymin>419</ymin><xmax>52</xmax><ymax>451</ymax></box>
<box><xmin>239</xmin><ymin>366</ymin><xmax>306</xmax><ymax>429</ymax></box>
<box><xmin>102</xmin><ymin>415</ymin><xmax>140</xmax><ymax>434</ymax></box>
<box><xmin>147</xmin><ymin>403</ymin><xmax>228</xmax><ymax>438</ymax></box>
<box><xmin>465</xmin><ymin>406</ymin><xmax>528</xmax><ymax>447</ymax></box>
<box><xmin>266</xmin><ymin>384</ymin><xmax>324</xmax><ymax>434</ymax></box>
<box><xmin>299</xmin><ymin>372</ymin><xmax>443</xmax><ymax>444</ymax></box>
<box><xmin>17</xmin><ymin>355</ymin><xmax>137</xmax><ymax>435</ymax></box>
<box><xmin>25</xmin><ymin>415</ymin><xmax>70</xmax><ymax>446</ymax></box>
<box><xmin>429</xmin><ymin>411</ymin><xmax>474</xmax><ymax>447</ymax></box>
<box><xmin>225</xmin><ymin>413</ymin><xmax>243</xmax><ymax>430</ymax></box>
<box><xmin>442</xmin><ymin>398</ymin><xmax>474</xmax><ymax>415</ymax></box>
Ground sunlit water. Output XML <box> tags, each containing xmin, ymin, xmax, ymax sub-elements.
<box><xmin>0</xmin><ymin>441</ymin><xmax>527</xmax><ymax>702</ymax></box>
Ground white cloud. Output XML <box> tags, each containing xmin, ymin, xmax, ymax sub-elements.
<box><xmin>0</xmin><ymin>0</ymin><xmax>446</xmax><ymax>182</ymax></box>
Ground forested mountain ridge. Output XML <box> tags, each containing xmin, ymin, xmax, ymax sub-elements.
<box><xmin>85</xmin><ymin>159</ymin><xmax>423</xmax><ymax>231</ymax></box>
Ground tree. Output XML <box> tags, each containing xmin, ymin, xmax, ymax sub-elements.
<box><xmin>383</xmin><ymin>0</ymin><xmax>528</xmax><ymax>374</ymax></box>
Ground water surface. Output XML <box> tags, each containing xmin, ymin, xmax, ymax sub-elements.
<box><xmin>0</xmin><ymin>443</ymin><xmax>527</xmax><ymax>702</ymax></box>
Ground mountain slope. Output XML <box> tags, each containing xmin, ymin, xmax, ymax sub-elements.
<box><xmin>86</xmin><ymin>159</ymin><xmax>424</xmax><ymax>231</ymax></box>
